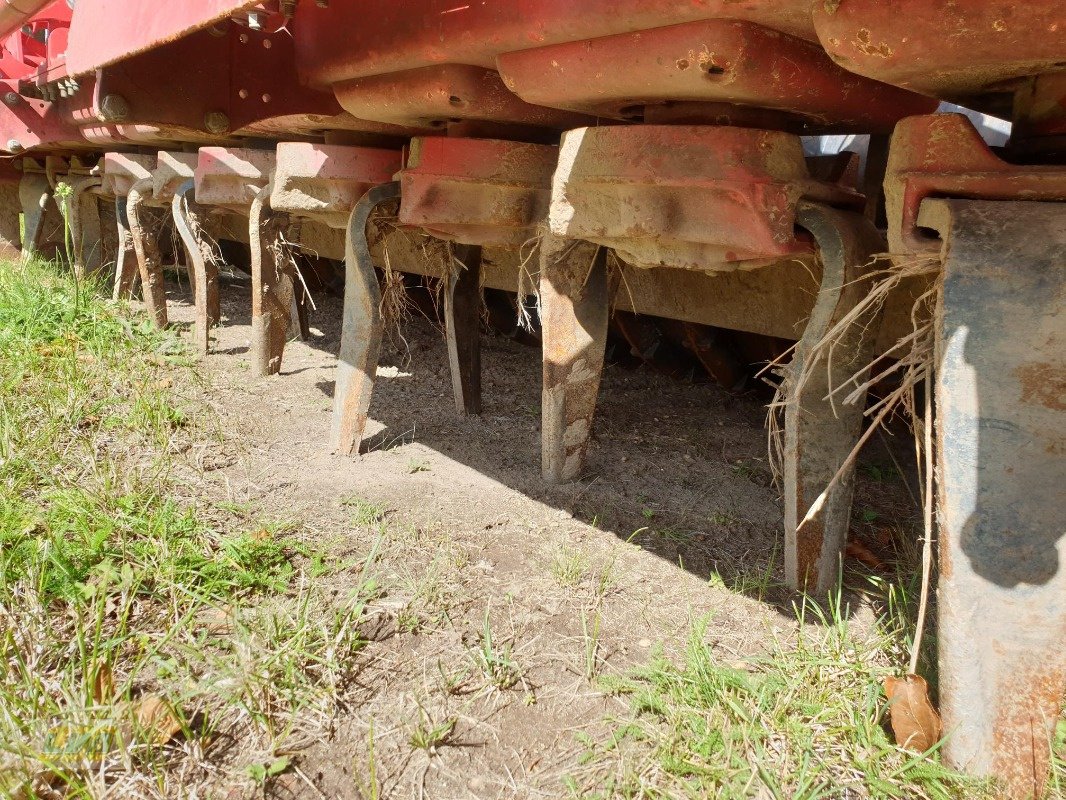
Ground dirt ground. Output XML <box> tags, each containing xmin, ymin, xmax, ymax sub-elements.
<box><xmin>162</xmin><ymin>274</ymin><xmax>915</xmax><ymax>799</ymax></box>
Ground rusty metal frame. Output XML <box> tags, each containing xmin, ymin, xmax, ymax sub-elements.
<box><xmin>549</xmin><ymin>124</ymin><xmax>863</xmax><ymax>270</ymax></box>
<box><xmin>496</xmin><ymin>18</ymin><xmax>935</xmax><ymax>130</ymax></box>
<box><xmin>885</xmin><ymin>113</ymin><xmax>1066</xmax><ymax>254</ymax></box>
<box><xmin>920</xmin><ymin>197</ymin><xmax>1065</xmax><ymax>800</ymax></box>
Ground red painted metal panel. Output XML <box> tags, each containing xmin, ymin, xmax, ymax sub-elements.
<box><xmin>813</xmin><ymin>1</ymin><xmax>1066</xmax><ymax>100</ymax></box>
<box><xmin>66</xmin><ymin>0</ymin><xmax>260</xmax><ymax>75</ymax></box>
<box><xmin>549</xmin><ymin>125</ymin><xmax>862</xmax><ymax>269</ymax></box>
<box><xmin>398</xmin><ymin>137</ymin><xmax>557</xmax><ymax>246</ymax></box>
<box><xmin>0</xmin><ymin>97</ymin><xmax>84</xmax><ymax>153</ymax></box>
<box><xmin>496</xmin><ymin>19</ymin><xmax>936</xmax><ymax>132</ymax></box>
<box><xmin>295</xmin><ymin>0</ymin><xmax>820</xmax><ymax>87</ymax></box>
<box><xmin>194</xmin><ymin>146</ymin><xmax>274</xmax><ymax>211</ymax></box>
<box><xmin>884</xmin><ymin>114</ymin><xmax>1066</xmax><ymax>254</ymax></box>
<box><xmin>0</xmin><ymin>1</ymin><xmax>71</xmax><ymax>82</ymax></box>
<box><xmin>101</xmin><ymin>152</ymin><xmax>155</xmax><ymax>197</ymax></box>
<box><xmin>60</xmin><ymin>22</ymin><xmax>342</xmax><ymax>150</ymax></box>
<box><xmin>333</xmin><ymin>64</ymin><xmax>589</xmax><ymax>130</ymax></box>
<box><xmin>272</xmin><ymin>141</ymin><xmax>402</xmax><ymax>227</ymax></box>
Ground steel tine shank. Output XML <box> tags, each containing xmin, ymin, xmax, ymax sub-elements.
<box><xmin>540</xmin><ymin>236</ymin><xmax>609</xmax><ymax>483</ymax></box>
<box><xmin>783</xmin><ymin>202</ymin><xmax>884</xmax><ymax>594</ymax></box>
<box><xmin>172</xmin><ymin>179</ymin><xmax>220</xmax><ymax>355</ymax></box>
<box><xmin>126</xmin><ymin>178</ymin><xmax>168</xmax><ymax>328</ymax></box>
<box><xmin>330</xmin><ymin>181</ymin><xmax>399</xmax><ymax>456</ymax></box>
<box><xmin>250</xmin><ymin>180</ymin><xmax>300</xmax><ymax>377</ymax></box>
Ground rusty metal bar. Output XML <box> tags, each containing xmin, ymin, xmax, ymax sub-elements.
<box><xmin>540</xmin><ymin>237</ymin><xmax>609</xmax><ymax>483</ymax></box>
<box><xmin>126</xmin><ymin>177</ymin><xmax>168</xmax><ymax>328</ymax></box>
<box><xmin>68</xmin><ymin>177</ymin><xmax>104</xmax><ymax>280</ymax></box>
<box><xmin>112</xmin><ymin>197</ymin><xmax>138</xmax><ymax>301</ymax></box>
<box><xmin>0</xmin><ymin>176</ymin><xmax>19</xmax><ymax>260</ymax></box>
<box><xmin>444</xmin><ymin>243</ymin><xmax>483</xmax><ymax>415</ymax></box>
<box><xmin>783</xmin><ymin>203</ymin><xmax>885</xmax><ymax>593</ymax></box>
<box><xmin>921</xmin><ymin>197</ymin><xmax>1065</xmax><ymax>800</ymax></box>
<box><xmin>250</xmin><ymin>180</ymin><xmax>299</xmax><ymax>377</ymax></box>
<box><xmin>330</xmin><ymin>181</ymin><xmax>399</xmax><ymax>456</ymax></box>
<box><xmin>18</xmin><ymin>170</ymin><xmax>63</xmax><ymax>263</ymax></box>
<box><xmin>172</xmin><ymin>179</ymin><xmax>219</xmax><ymax>354</ymax></box>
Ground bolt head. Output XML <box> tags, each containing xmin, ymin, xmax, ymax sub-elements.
<box><xmin>98</xmin><ymin>93</ymin><xmax>130</xmax><ymax>122</ymax></box>
<box><xmin>6</xmin><ymin>139</ymin><xmax>23</xmax><ymax>152</ymax></box>
<box><xmin>204</xmin><ymin>111</ymin><xmax>230</xmax><ymax>134</ymax></box>
<box><xmin>3</xmin><ymin>92</ymin><xmax>20</xmax><ymax>107</ymax></box>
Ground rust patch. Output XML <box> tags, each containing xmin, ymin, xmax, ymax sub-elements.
<box><xmin>675</xmin><ymin>58</ymin><xmax>690</xmax><ymax>71</ymax></box>
<box><xmin>1014</xmin><ymin>362</ymin><xmax>1066</xmax><ymax>410</ymax></box>
<box><xmin>991</xmin><ymin>659</ymin><xmax>1066</xmax><ymax>799</ymax></box>
<box><xmin>853</xmin><ymin>28</ymin><xmax>893</xmax><ymax>58</ymax></box>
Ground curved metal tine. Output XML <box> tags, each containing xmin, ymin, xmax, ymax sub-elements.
<box><xmin>540</xmin><ymin>235</ymin><xmax>609</xmax><ymax>483</ymax></box>
<box><xmin>172</xmin><ymin>179</ymin><xmax>220</xmax><ymax>354</ymax></box>
<box><xmin>112</xmin><ymin>196</ymin><xmax>139</xmax><ymax>301</ymax></box>
<box><xmin>69</xmin><ymin>177</ymin><xmax>103</xmax><ymax>281</ymax></box>
<box><xmin>0</xmin><ymin>174</ymin><xmax>21</xmax><ymax>260</ymax></box>
<box><xmin>330</xmin><ymin>181</ymin><xmax>399</xmax><ymax>456</ymax></box>
<box><xmin>444</xmin><ymin>242</ymin><xmax>483</xmax><ymax>415</ymax></box>
<box><xmin>126</xmin><ymin>177</ymin><xmax>168</xmax><ymax>328</ymax></box>
<box><xmin>250</xmin><ymin>180</ymin><xmax>298</xmax><ymax>376</ymax></box>
<box><xmin>782</xmin><ymin>202</ymin><xmax>884</xmax><ymax>595</ymax></box>
<box><xmin>19</xmin><ymin>171</ymin><xmax>63</xmax><ymax>262</ymax></box>
<box><xmin>290</xmin><ymin>288</ymin><xmax>310</xmax><ymax>342</ymax></box>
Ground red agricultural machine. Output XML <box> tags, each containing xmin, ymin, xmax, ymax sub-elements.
<box><xmin>1</xmin><ymin>2</ymin><xmax>1061</xmax><ymax>796</ymax></box>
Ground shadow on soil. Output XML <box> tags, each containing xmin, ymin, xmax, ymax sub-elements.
<box><xmin>171</xmin><ymin>273</ymin><xmax>921</xmax><ymax>624</ymax></box>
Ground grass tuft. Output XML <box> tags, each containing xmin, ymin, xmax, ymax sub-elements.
<box><xmin>571</xmin><ymin>602</ymin><xmax>996</xmax><ymax>799</ymax></box>
<box><xmin>0</xmin><ymin>260</ymin><xmax>374</xmax><ymax>798</ymax></box>
<box><xmin>470</xmin><ymin>611</ymin><xmax>523</xmax><ymax>692</ymax></box>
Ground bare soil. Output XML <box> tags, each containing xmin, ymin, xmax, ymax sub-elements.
<box><xmin>163</xmin><ymin>275</ymin><xmax>915</xmax><ymax>799</ymax></box>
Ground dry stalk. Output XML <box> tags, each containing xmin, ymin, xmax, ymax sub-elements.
<box><xmin>269</xmin><ymin>220</ymin><xmax>318</xmax><ymax>312</ymax></box>
<box><xmin>605</xmin><ymin>249</ymin><xmax>638</xmax><ymax>320</ymax></box>
<box><xmin>515</xmin><ymin>227</ymin><xmax>544</xmax><ymax>332</ymax></box>
<box><xmin>766</xmin><ymin>249</ymin><xmax>945</xmax><ymax>643</ymax></box>
<box><xmin>910</xmin><ymin>370</ymin><xmax>935</xmax><ymax>676</ymax></box>
<box><xmin>766</xmin><ymin>253</ymin><xmax>940</xmax><ymax>490</ymax></box>
<box><xmin>178</xmin><ymin>195</ymin><xmax>227</xmax><ymax>276</ymax></box>
<box><xmin>368</xmin><ymin>206</ymin><xmax>422</xmax><ymax>360</ymax></box>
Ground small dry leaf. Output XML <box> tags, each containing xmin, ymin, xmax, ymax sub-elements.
<box><xmin>251</xmin><ymin>529</ymin><xmax>272</xmax><ymax>542</ymax></box>
<box><xmin>884</xmin><ymin>673</ymin><xmax>942</xmax><ymax>752</ymax></box>
<box><xmin>130</xmin><ymin>694</ymin><xmax>183</xmax><ymax>745</ymax></box>
<box><xmin>845</xmin><ymin>538</ymin><xmax>886</xmax><ymax>571</ymax></box>
<box><xmin>91</xmin><ymin>662</ymin><xmax>114</xmax><ymax>703</ymax></box>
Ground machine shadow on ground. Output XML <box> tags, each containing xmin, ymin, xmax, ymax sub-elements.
<box><xmin>168</xmin><ymin>271</ymin><xmax>921</xmax><ymax>624</ymax></box>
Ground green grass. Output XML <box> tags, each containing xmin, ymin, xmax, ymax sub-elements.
<box><xmin>408</xmin><ymin>706</ymin><xmax>457</xmax><ymax>753</ymax></box>
<box><xmin>342</xmin><ymin>494</ymin><xmax>388</xmax><ymax>527</ymax></box>
<box><xmin>571</xmin><ymin>600</ymin><xmax>994</xmax><ymax>799</ymax></box>
<box><xmin>470</xmin><ymin>610</ymin><xmax>523</xmax><ymax>692</ymax></box>
<box><xmin>570</xmin><ymin>571</ymin><xmax>1066</xmax><ymax>799</ymax></box>
<box><xmin>551</xmin><ymin>545</ymin><xmax>590</xmax><ymax>587</ymax></box>
<box><xmin>0</xmin><ymin>260</ymin><xmax>374</xmax><ymax>798</ymax></box>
